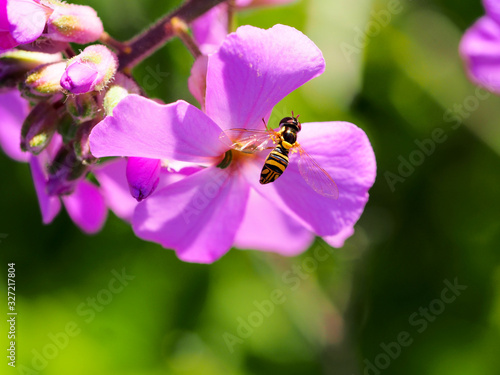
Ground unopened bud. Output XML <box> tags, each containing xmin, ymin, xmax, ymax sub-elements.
<box><xmin>0</xmin><ymin>50</ymin><xmax>61</xmax><ymax>90</ymax></box>
<box><xmin>22</xmin><ymin>61</ymin><xmax>65</xmax><ymax>99</ymax></box>
<box><xmin>126</xmin><ymin>157</ymin><xmax>161</xmax><ymax>202</ymax></box>
<box><xmin>20</xmin><ymin>101</ymin><xmax>58</xmax><ymax>154</ymax></box>
<box><xmin>60</xmin><ymin>45</ymin><xmax>117</xmax><ymax>94</ymax></box>
<box><xmin>101</xmin><ymin>73</ymin><xmax>141</xmax><ymax>115</ymax></box>
<box><xmin>46</xmin><ymin>1</ymin><xmax>103</xmax><ymax>44</ymax></box>
<box><xmin>47</xmin><ymin>146</ymin><xmax>88</xmax><ymax>196</ymax></box>
<box><xmin>66</xmin><ymin>93</ymin><xmax>98</xmax><ymax>122</ymax></box>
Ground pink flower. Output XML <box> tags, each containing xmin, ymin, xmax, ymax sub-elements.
<box><xmin>0</xmin><ymin>90</ymin><xmax>136</xmax><ymax>232</ymax></box>
<box><xmin>89</xmin><ymin>25</ymin><xmax>377</xmax><ymax>263</ymax></box>
<box><xmin>0</xmin><ymin>0</ymin><xmax>49</xmax><ymax>51</ymax></box>
<box><xmin>60</xmin><ymin>45</ymin><xmax>118</xmax><ymax>94</ymax></box>
<box><xmin>460</xmin><ymin>0</ymin><xmax>500</xmax><ymax>93</ymax></box>
<box><xmin>191</xmin><ymin>0</ymin><xmax>297</xmax><ymax>54</ymax></box>
<box><xmin>0</xmin><ymin>0</ymin><xmax>103</xmax><ymax>53</ymax></box>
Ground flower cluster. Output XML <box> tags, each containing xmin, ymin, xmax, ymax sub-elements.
<box><xmin>1</xmin><ymin>0</ymin><xmax>377</xmax><ymax>263</ymax></box>
<box><xmin>0</xmin><ymin>0</ymin><xmax>136</xmax><ymax>231</ymax></box>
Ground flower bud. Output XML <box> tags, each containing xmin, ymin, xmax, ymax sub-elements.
<box><xmin>66</xmin><ymin>93</ymin><xmax>98</xmax><ymax>122</ymax></box>
<box><xmin>101</xmin><ymin>73</ymin><xmax>141</xmax><ymax>115</ymax></box>
<box><xmin>22</xmin><ymin>61</ymin><xmax>65</xmax><ymax>99</ymax></box>
<box><xmin>126</xmin><ymin>157</ymin><xmax>161</xmax><ymax>202</ymax></box>
<box><xmin>45</xmin><ymin>1</ymin><xmax>103</xmax><ymax>44</ymax></box>
<box><xmin>0</xmin><ymin>49</ymin><xmax>61</xmax><ymax>91</ymax></box>
<box><xmin>60</xmin><ymin>45</ymin><xmax>117</xmax><ymax>94</ymax></box>
<box><xmin>20</xmin><ymin>101</ymin><xmax>58</xmax><ymax>154</ymax></box>
<box><xmin>47</xmin><ymin>146</ymin><xmax>88</xmax><ymax>196</ymax></box>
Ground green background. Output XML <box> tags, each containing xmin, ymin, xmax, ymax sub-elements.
<box><xmin>1</xmin><ymin>0</ymin><xmax>500</xmax><ymax>374</ymax></box>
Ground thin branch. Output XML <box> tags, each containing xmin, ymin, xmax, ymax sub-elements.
<box><xmin>118</xmin><ymin>0</ymin><xmax>226</xmax><ymax>70</ymax></box>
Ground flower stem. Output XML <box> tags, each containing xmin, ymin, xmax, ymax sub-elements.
<box><xmin>171</xmin><ymin>17</ymin><xmax>202</xmax><ymax>59</ymax></box>
<box><xmin>118</xmin><ymin>0</ymin><xmax>226</xmax><ymax>70</ymax></box>
<box><xmin>99</xmin><ymin>32</ymin><xmax>131</xmax><ymax>55</ymax></box>
<box><xmin>227</xmin><ymin>0</ymin><xmax>236</xmax><ymax>34</ymax></box>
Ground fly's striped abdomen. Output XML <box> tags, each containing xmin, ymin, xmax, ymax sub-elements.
<box><xmin>260</xmin><ymin>144</ymin><xmax>289</xmax><ymax>184</ymax></box>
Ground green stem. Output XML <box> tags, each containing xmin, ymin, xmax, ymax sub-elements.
<box><xmin>118</xmin><ymin>0</ymin><xmax>227</xmax><ymax>70</ymax></box>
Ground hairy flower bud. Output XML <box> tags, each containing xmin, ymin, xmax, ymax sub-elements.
<box><xmin>101</xmin><ymin>73</ymin><xmax>141</xmax><ymax>115</ymax></box>
<box><xmin>0</xmin><ymin>49</ymin><xmax>61</xmax><ymax>90</ymax></box>
<box><xmin>20</xmin><ymin>101</ymin><xmax>58</xmax><ymax>154</ymax></box>
<box><xmin>126</xmin><ymin>157</ymin><xmax>161</xmax><ymax>202</ymax></box>
<box><xmin>60</xmin><ymin>45</ymin><xmax>117</xmax><ymax>94</ymax></box>
<box><xmin>22</xmin><ymin>61</ymin><xmax>65</xmax><ymax>98</ymax></box>
<box><xmin>45</xmin><ymin>1</ymin><xmax>103</xmax><ymax>44</ymax></box>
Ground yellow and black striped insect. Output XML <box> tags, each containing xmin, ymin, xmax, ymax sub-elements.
<box><xmin>220</xmin><ymin>113</ymin><xmax>339</xmax><ymax>199</ymax></box>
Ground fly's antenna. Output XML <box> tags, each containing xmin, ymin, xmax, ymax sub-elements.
<box><xmin>291</xmin><ymin>111</ymin><xmax>300</xmax><ymax>120</ymax></box>
<box><xmin>261</xmin><ymin>117</ymin><xmax>268</xmax><ymax>129</ymax></box>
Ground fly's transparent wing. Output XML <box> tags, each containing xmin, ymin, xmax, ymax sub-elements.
<box><xmin>219</xmin><ymin>128</ymin><xmax>277</xmax><ymax>154</ymax></box>
<box><xmin>296</xmin><ymin>145</ymin><xmax>339</xmax><ymax>199</ymax></box>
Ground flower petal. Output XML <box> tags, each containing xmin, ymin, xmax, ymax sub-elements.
<box><xmin>483</xmin><ymin>0</ymin><xmax>500</xmax><ymax>25</ymax></box>
<box><xmin>242</xmin><ymin>121</ymin><xmax>376</xmax><ymax>237</ymax></box>
<box><xmin>459</xmin><ymin>16</ymin><xmax>500</xmax><ymax>93</ymax></box>
<box><xmin>234</xmin><ymin>189</ymin><xmax>314</xmax><ymax>255</ymax></box>
<box><xmin>62</xmin><ymin>180</ymin><xmax>107</xmax><ymax>234</ymax></box>
<box><xmin>93</xmin><ymin>158</ymin><xmax>137</xmax><ymax>222</ymax></box>
<box><xmin>191</xmin><ymin>4</ymin><xmax>228</xmax><ymax>55</ymax></box>
<box><xmin>205</xmin><ymin>24</ymin><xmax>325</xmax><ymax>130</ymax></box>
<box><xmin>1</xmin><ymin>0</ymin><xmax>17</xmax><ymax>50</ymax></box>
<box><xmin>238</xmin><ymin>0</ymin><xmax>296</xmax><ymax>8</ymax></box>
<box><xmin>188</xmin><ymin>55</ymin><xmax>208</xmax><ymax>110</ymax></box>
<box><xmin>126</xmin><ymin>157</ymin><xmax>161</xmax><ymax>202</ymax></box>
<box><xmin>133</xmin><ymin>167</ymin><xmax>250</xmax><ymax>263</ymax></box>
<box><xmin>29</xmin><ymin>155</ymin><xmax>61</xmax><ymax>224</ymax></box>
<box><xmin>7</xmin><ymin>0</ymin><xmax>49</xmax><ymax>45</ymax></box>
<box><xmin>0</xmin><ymin>90</ymin><xmax>29</xmax><ymax>162</ymax></box>
<box><xmin>89</xmin><ymin>95</ymin><xmax>227</xmax><ymax>162</ymax></box>
<box><xmin>323</xmin><ymin>226</ymin><xmax>355</xmax><ymax>248</ymax></box>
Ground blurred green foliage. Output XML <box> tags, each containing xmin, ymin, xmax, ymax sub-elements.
<box><xmin>1</xmin><ymin>0</ymin><xmax>500</xmax><ymax>374</ymax></box>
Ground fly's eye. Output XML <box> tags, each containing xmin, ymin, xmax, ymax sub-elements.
<box><xmin>296</xmin><ymin>121</ymin><xmax>302</xmax><ymax>131</ymax></box>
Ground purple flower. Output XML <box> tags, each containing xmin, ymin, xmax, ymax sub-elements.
<box><xmin>0</xmin><ymin>90</ymin><xmax>29</xmax><ymax>161</ymax></box>
<box><xmin>0</xmin><ymin>90</ymin><xmax>136</xmax><ymax>232</ymax></box>
<box><xmin>126</xmin><ymin>157</ymin><xmax>161</xmax><ymax>202</ymax></box>
<box><xmin>0</xmin><ymin>0</ymin><xmax>49</xmax><ymax>51</ymax></box>
<box><xmin>192</xmin><ymin>0</ymin><xmax>297</xmax><ymax>54</ymax></box>
<box><xmin>89</xmin><ymin>25</ymin><xmax>377</xmax><ymax>263</ymax></box>
<box><xmin>460</xmin><ymin>0</ymin><xmax>500</xmax><ymax>93</ymax></box>
<box><xmin>0</xmin><ymin>0</ymin><xmax>103</xmax><ymax>53</ymax></box>
<box><xmin>60</xmin><ymin>45</ymin><xmax>118</xmax><ymax>94</ymax></box>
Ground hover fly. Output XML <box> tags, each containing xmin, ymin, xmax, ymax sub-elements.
<box><xmin>219</xmin><ymin>113</ymin><xmax>339</xmax><ymax>199</ymax></box>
